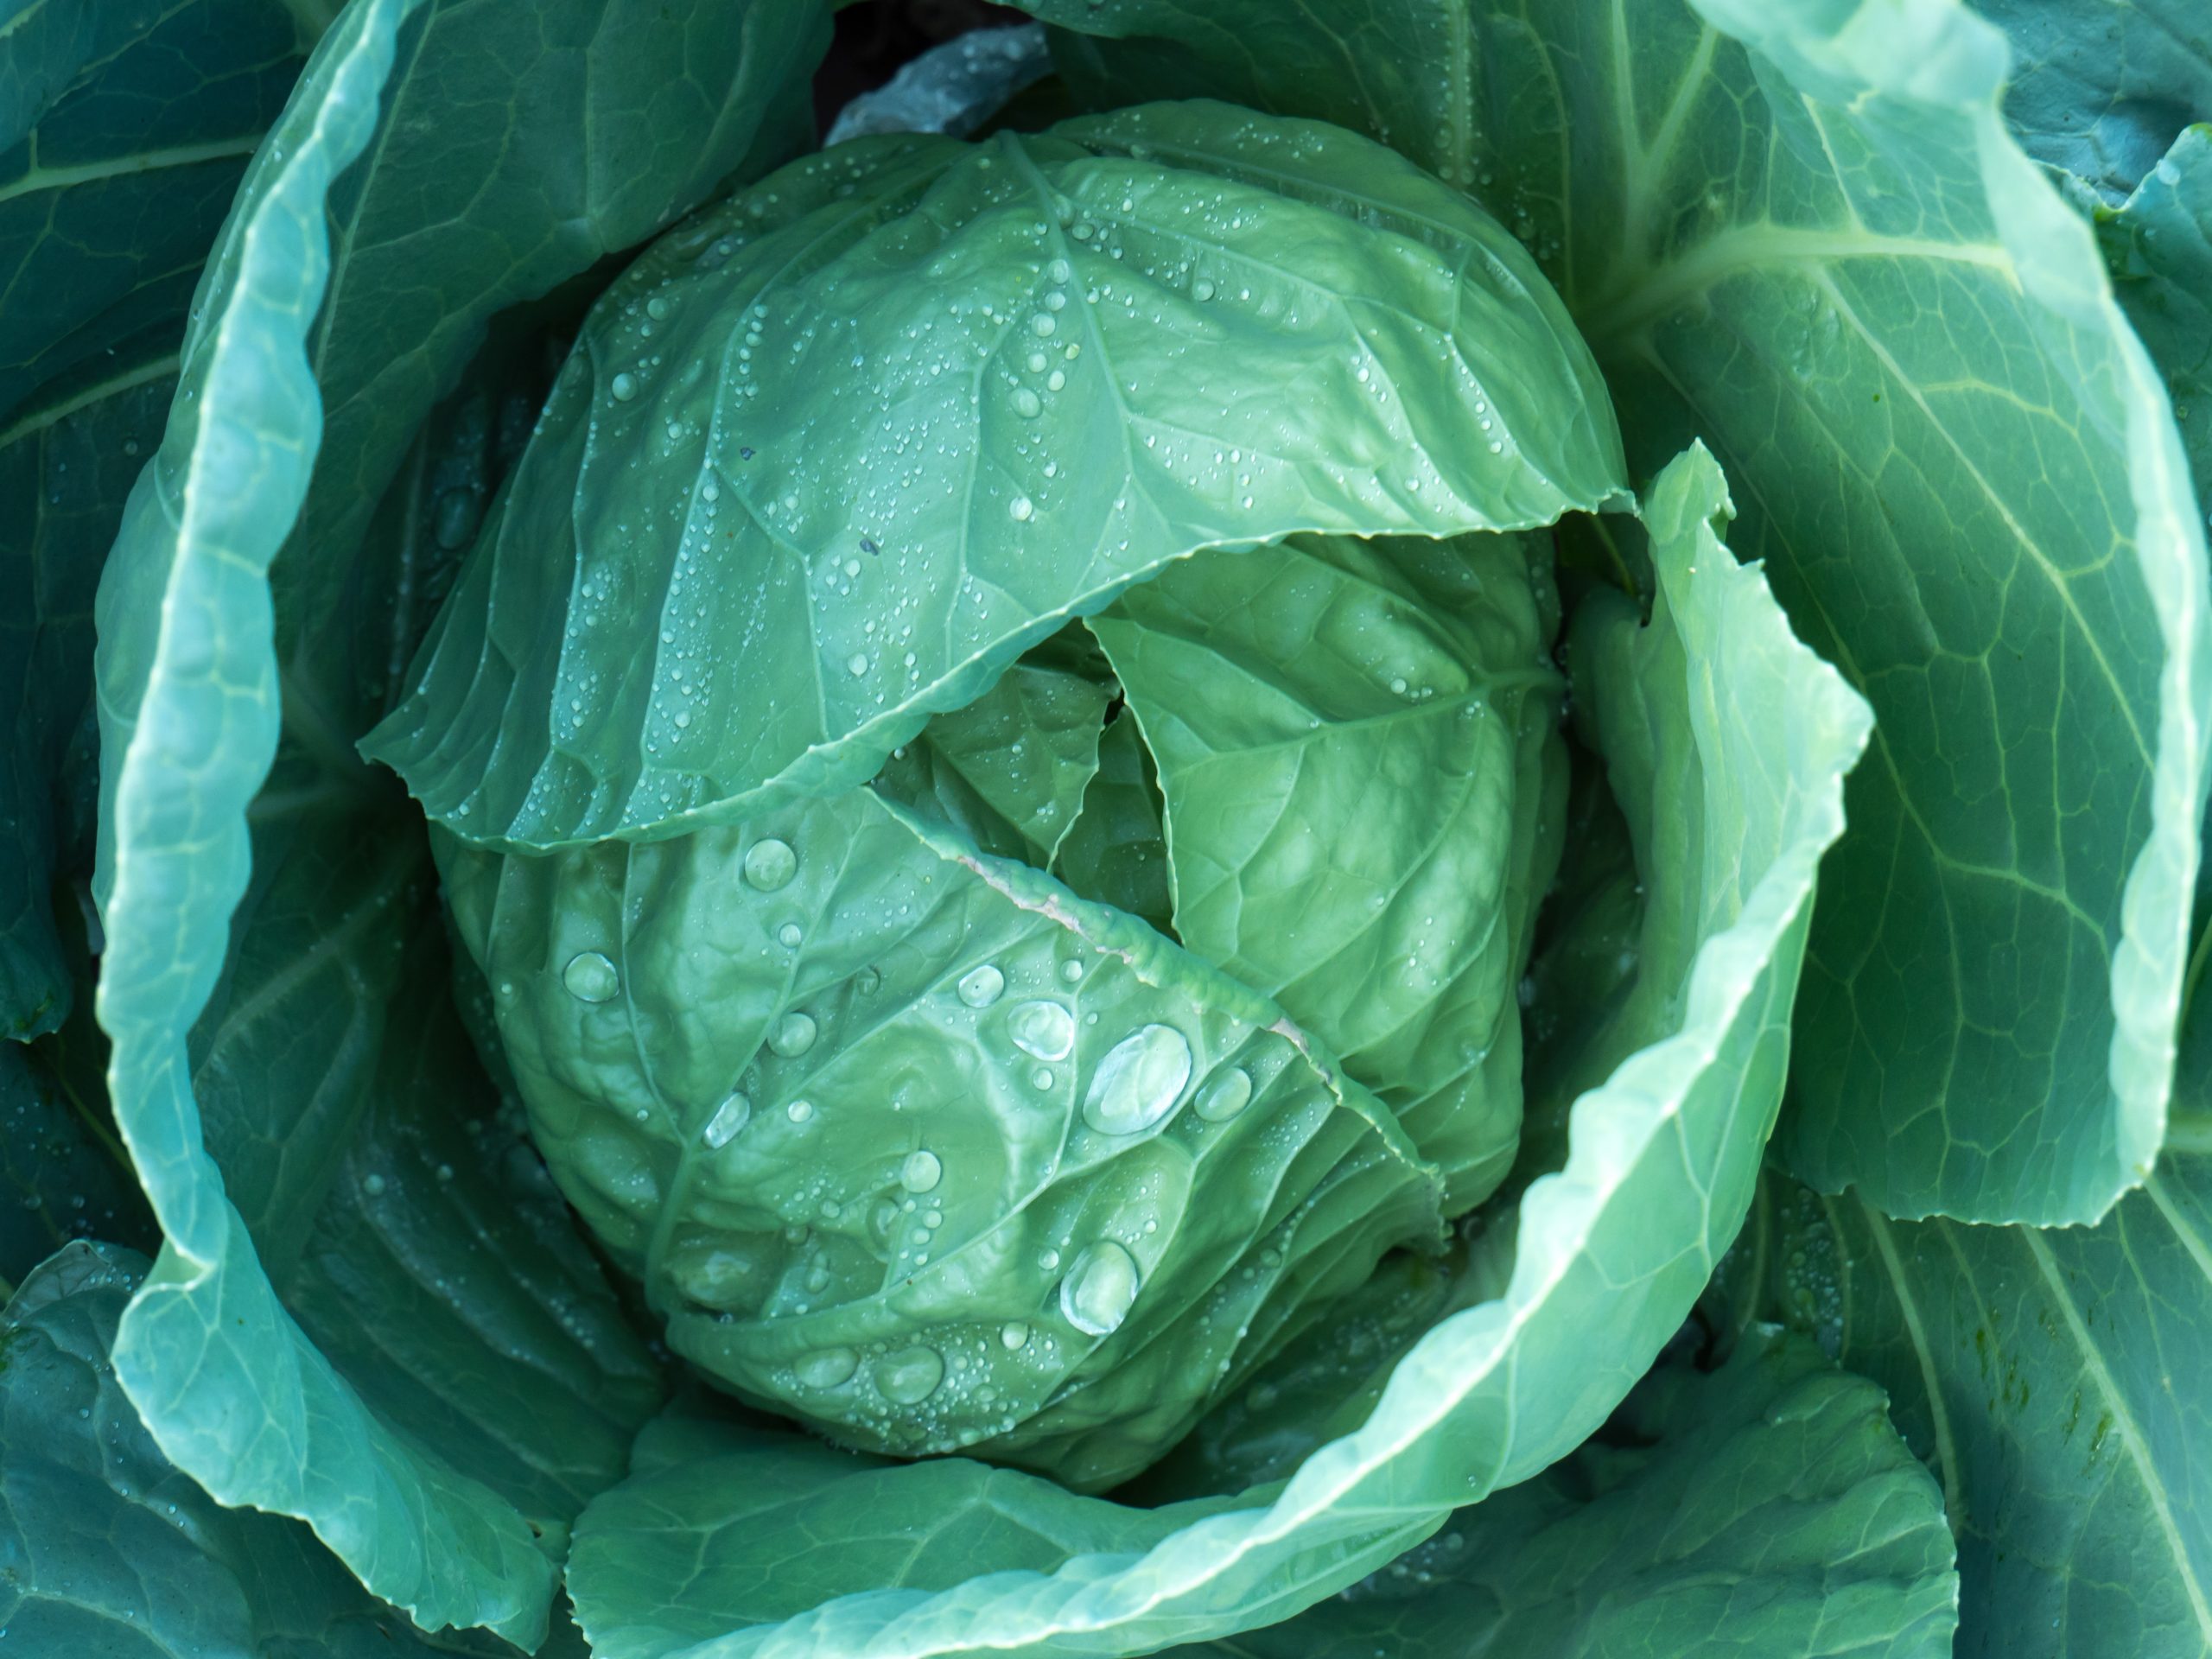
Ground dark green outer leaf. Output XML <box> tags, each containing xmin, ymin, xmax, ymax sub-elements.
<box><xmin>362</xmin><ymin>100</ymin><xmax>1628</xmax><ymax>850</ymax></box>
<box><xmin>87</xmin><ymin>0</ymin><xmax>832</xmax><ymax>1641</ymax></box>
<box><xmin>1023</xmin><ymin>0</ymin><xmax>2212</xmax><ymax>1227</ymax></box>
<box><xmin>0</xmin><ymin>0</ymin><xmax>322</xmax><ymax>1038</ymax></box>
<box><xmin>1733</xmin><ymin>1151</ymin><xmax>2212</xmax><ymax>1658</ymax></box>
<box><xmin>0</xmin><ymin>1241</ymin><xmax>525</xmax><ymax>1658</ymax></box>
<box><xmin>1162</xmin><ymin>1329</ymin><xmax>1957</xmax><ymax>1659</ymax></box>
<box><xmin>88</xmin><ymin>2</ymin><xmax>562</xmax><ymax>1637</ymax></box>
<box><xmin>0</xmin><ymin>1238</ymin><xmax>532</xmax><ymax>1654</ymax></box>
<box><xmin>1975</xmin><ymin>0</ymin><xmax>2211</xmax><ymax>200</ymax></box>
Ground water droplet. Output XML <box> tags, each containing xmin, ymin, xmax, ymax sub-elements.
<box><xmin>1031</xmin><ymin>313</ymin><xmax>1057</xmax><ymax>337</ymax></box>
<box><xmin>957</xmin><ymin>964</ymin><xmax>1006</xmax><ymax>1007</ymax></box>
<box><xmin>1193</xmin><ymin>278</ymin><xmax>1216</xmax><ymax>301</ymax></box>
<box><xmin>769</xmin><ymin>1011</ymin><xmax>817</xmax><ymax>1056</ymax></box>
<box><xmin>1007</xmin><ymin>1000</ymin><xmax>1076</xmax><ymax>1061</ymax></box>
<box><xmin>848</xmin><ymin>652</ymin><xmax>870</xmax><ymax>676</ymax></box>
<box><xmin>1060</xmin><ymin>1241</ymin><xmax>1141</xmax><ymax>1336</ymax></box>
<box><xmin>1009</xmin><ymin>495</ymin><xmax>1034</xmax><ymax>522</ymax></box>
<box><xmin>1038</xmin><ymin>1246</ymin><xmax>1062</xmax><ymax>1272</ymax></box>
<box><xmin>1082</xmin><ymin>1025</ymin><xmax>1192</xmax><ymax>1135</ymax></box>
<box><xmin>796</xmin><ymin>1346</ymin><xmax>858</xmax><ymax>1388</ymax></box>
<box><xmin>563</xmin><ymin>951</ymin><xmax>620</xmax><ymax>1001</ymax></box>
<box><xmin>1013</xmin><ymin>386</ymin><xmax>1042</xmax><ymax>418</ymax></box>
<box><xmin>901</xmin><ymin>1149</ymin><xmax>943</xmax><ymax>1193</ymax></box>
<box><xmin>1001</xmin><ymin>1320</ymin><xmax>1031</xmax><ymax>1350</ymax></box>
<box><xmin>856</xmin><ymin>966</ymin><xmax>883</xmax><ymax>995</ymax></box>
<box><xmin>1032</xmin><ymin>1066</ymin><xmax>1054</xmax><ymax>1089</ymax></box>
<box><xmin>786</xmin><ymin>1099</ymin><xmax>814</xmax><ymax>1123</ymax></box>
<box><xmin>434</xmin><ymin>488</ymin><xmax>480</xmax><ymax>550</ymax></box>
<box><xmin>743</xmin><ymin>837</ymin><xmax>797</xmax><ymax>890</ymax></box>
<box><xmin>876</xmin><ymin>1344</ymin><xmax>944</xmax><ymax>1403</ymax></box>
<box><xmin>1047</xmin><ymin>257</ymin><xmax>1072</xmax><ymax>283</ymax></box>
<box><xmin>610</xmin><ymin>372</ymin><xmax>638</xmax><ymax>401</ymax></box>
<box><xmin>778</xmin><ymin>922</ymin><xmax>804</xmax><ymax>948</ymax></box>
<box><xmin>1195</xmin><ymin>1066</ymin><xmax>1254</xmax><ymax>1122</ymax></box>
<box><xmin>645</xmin><ymin>295</ymin><xmax>671</xmax><ymax>321</ymax></box>
<box><xmin>702</xmin><ymin>1091</ymin><xmax>753</xmax><ymax>1147</ymax></box>
<box><xmin>1059</xmin><ymin>959</ymin><xmax>1084</xmax><ymax>983</ymax></box>
<box><xmin>362</xmin><ymin>1173</ymin><xmax>387</xmax><ymax>1198</ymax></box>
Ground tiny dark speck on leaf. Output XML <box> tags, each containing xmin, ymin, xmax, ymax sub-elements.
<box><xmin>740</xmin><ymin>447</ymin><xmax>755</xmax><ymax>459</ymax></box>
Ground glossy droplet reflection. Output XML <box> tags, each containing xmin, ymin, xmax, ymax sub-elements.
<box><xmin>876</xmin><ymin>1344</ymin><xmax>944</xmax><ymax>1404</ymax></box>
<box><xmin>768</xmin><ymin>1011</ymin><xmax>817</xmax><ymax>1056</ymax></box>
<box><xmin>1059</xmin><ymin>1241</ymin><xmax>1140</xmax><ymax>1337</ymax></box>
<box><xmin>702</xmin><ymin>1091</ymin><xmax>752</xmax><ymax>1148</ymax></box>
<box><xmin>1007</xmin><ymin>1000</ymin><xmax>1075</xmax><ymax>1061</ymax></box>
<box><xmin>563</xmin><ymin>951</ymin><xmax>620</xmax><ymax>1002</ymax></box>
<box><xmin>900</xmin><ymin>1149</ymin><xmax>943</xmax><ymax>1193</ymax></box>
<box><xmin>999</xmin><ymin>1320</ymin><xmax>1030</xmax><ymax>1351</ymax></box>
<box><xmin>742</xmin><ymin>837</ymin><xmax>797</xmax><ymax>891</ymax></box>
<box><xmin>957</xmin><ymin>963</ymin><xmax>1006</xmax><ymax>1007</ymax></box>
<box><xmin>796</xmin><ymin>1346</ymin><xmax>859</xmax><ymax>1389</ymax></box>
<box><xmin>1081</xmin><ymin>1025</ymin><xmax>1192</xmax><ymax>1135</ymax></box>
<box><xmin>1195</xmin><ymin>1066</ymin><xmax>1254</xmax><ymax>1122</ymax></box>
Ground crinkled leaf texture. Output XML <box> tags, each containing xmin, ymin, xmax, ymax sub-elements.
<box><xmin>363</xmin><ymin>101</ymin><xmax>1628</xmax><ymax>849</ymax></box>
<box><xmin>1160</xmin><ymin>1327</ymin><xmax>1957</xmax><ymax>1659</ymax></box>
<box><xmin>1020</xmin><ymin>0</ymin><xmax>2212</xmax><ymax>1229</ymax></box>
<box><xmin>556</xmin><ymin>444</ymin><xmax>1872</xmax><ymax>1659</ymax></box>
<box><xmin>435</xmin><ymin>789</ymin><xmax>1443</xmax><ymax>1491</ymax></box>
<box><xmin>0</xmin><ymin>1241</ymin><xmax>537</xmax><ymax>1657</ymax></box>
<box><xmin>87</xmin><ymin>0</ymin><xmax>830</xmax><ymax>1643</ymax></box>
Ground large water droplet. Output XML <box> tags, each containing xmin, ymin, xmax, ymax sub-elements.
<box><xmin>876</xmin><ymin>1345</ymin><xmax>944</xmax><ymax>1404</ymax></box>
<box><xmin>563</xmin><ymin>951</ymin><xmax>620</xmax><ymax>1002</ymax></box>
<box><xmin>609</xmin><ymin>372</ymin><xmax>638</xmax><ymax>401</ymax></box>
<box><xmin>702</xmin><ymin>1091</ymin><xmax>753</xmax><ymax>1148</ymax></box>
<box><xmin>901</xmin><ymin>1149</ymin><xmax>943</xmax><ymax>1193</ymax></box>
<box><xmin>1000</xmin><ymin>1320</ymin><xmax>1030</xmax><ymax>1351</ymax></box>
<box><xmin>1012</xmin><ymin>387</ymin><xmax>1042</xmax><ymax>418</ymax></box>
<box><xmin>796</xmin><ymin>1346</ymin><xmax>858</xmax><ymax>1389</ymax></box>
<box><xmin>957</xmin><ymin>963</ymin><xmax>1006</xmax><ymax>1007</ymax></box>
<box><xmin>743</xmin><ymin>837</ymin><xmax>797</xmax><ymax>890</ymax></box>
<box><xmin>1059</xmin><ymin>1241</ymin><xmax>1140</xmax><ymax>1336</ymax></box>
<box><xmin>1007</xmin><ymin>1000</ymin><xmax>1075</xmax><ymax>1061</ymax></box>
<box><xmin>768</xmin><ymin>1011</ymin><xmax>817</xmax><ymax>1057</ymax></box>
<box><xmin>1081</xmin><ymin>1025</ymin><xmax>1192</xmax><ymax>1135</ymax></box>
<box><xmin>1195</xmin><ymin>1066</ymin><xmax>1254</xmax><ymax>1122</ymax></box>
<box><xmin>1008</xmin><ymin>494</ymin><xmax>1034</xmax><ymax>522</ymax></box>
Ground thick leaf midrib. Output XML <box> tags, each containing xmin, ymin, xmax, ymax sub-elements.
<box><xmin>0</xmin><ymin>133</ymin><xmax>262</xmax><ymax>207</ymax></box>
<box><xmin>1809</xmin><ymin>267</ymin><xmax>2153</xmax><ymax>768</ymax></box>
<box><xmin>1634</xmin><ymin>308</ymin><xmax>2145</xmax><ymax>930</ymax></box>
<box><xmin>1847</xmin><ymin>1192</ymin><xmax>1964</xmax><ymax>1531</ymax></box>
<box><xmin>2015</xmin><ymin>1222</ymin><xmax>2212</xmax><ymax>1642</ymax></box>
<box><xmin>1574</xmin><ymin>223</ymin><xmax>2014</xmax><ymax>351</ymax></box>
<box><xmin>0</xmin><ymin>351</ymin><xmax>177</xmax><ymax>449</ymax></box>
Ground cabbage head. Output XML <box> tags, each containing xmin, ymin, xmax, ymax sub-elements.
<box><xmin>4</xmin><ymin>4</ymin><xmax>2208</xmax><ymax>1659</ymax></box>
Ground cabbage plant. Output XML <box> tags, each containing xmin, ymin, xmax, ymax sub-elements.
<box><xmin>0</xmin><ymin>3</ymin><xmax>2206</xmax><ymax>1658</ymax></box>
